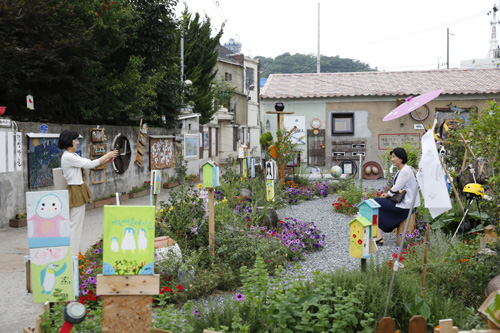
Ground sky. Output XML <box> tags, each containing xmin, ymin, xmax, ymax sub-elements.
<box><xmin>175</xmin><ymin>0</ymin><xmax>498</xmax><ymax>72</ymax></box>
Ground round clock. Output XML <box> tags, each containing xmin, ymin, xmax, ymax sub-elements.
<box><xmin>311</xmin><ymin>118</ymin><xmax>322</xmax><ymax>129</ymax></box>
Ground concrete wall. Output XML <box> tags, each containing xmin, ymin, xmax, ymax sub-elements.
<box><xmin>0</xmin><ymin>121</ymin><xmax>202</xmax><ymax>228</ymax></box>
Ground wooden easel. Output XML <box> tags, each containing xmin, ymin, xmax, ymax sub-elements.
<box><xmin>97</xmin><ymin>274</ymin><xmax>159</xmax><ymax>332</ymax></box>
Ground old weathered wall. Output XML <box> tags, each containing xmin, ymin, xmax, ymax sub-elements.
<box><xmin>0</xmin><ymin>121</ymin><xmax>202</xmax><ymax>228</ymax></box>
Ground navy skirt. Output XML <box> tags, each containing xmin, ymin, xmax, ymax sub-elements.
<box><xmin>373</xmin><ymin>198</ymin><xmax>410</xmax><ymax>232</ymax></box>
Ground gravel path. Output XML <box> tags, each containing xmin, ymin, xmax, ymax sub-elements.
<box><xmin>277</xmin><ymin>179</ymin><xmax>397</xmax><ymax>279</ymax></box>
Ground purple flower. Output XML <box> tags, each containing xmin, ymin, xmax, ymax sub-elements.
<box><xmin>235</xmin><ymin>293</ymin><xmax>245</xmax><ymax>301</ymax></box>
<box><xmin>86</xmin><ymin>268</ymin><xmax>93</xmax><ymax>275</ymax></box>
<box><xmin>291</xmin><ymin>247</ymin><xmax>296</xmax><ymax>252</ymax></box>
<box><xmin>193</xmin><ymin>309</ymin><xmax>200</xmax><ymax>316</ymax></box>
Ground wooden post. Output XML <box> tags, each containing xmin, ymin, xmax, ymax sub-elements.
<box><xmin>97</xmin><ymin>274</ymin><xmax>159</xmax><ymax>333</ymax></box>
<box><xmin>434</xmin><ymin>319</ymin><xmax>458</xmax><ymax>333</ymax></box>
<box><xmin>377</xmin><ymin>317</ymin><xmax>396</xmax><ymax>333</ymax></box>
<box><xmin>409</xmin><ymin>315</ymin><xmax>427</xmax><ymax>332</ymax></box>
<box><xmin>360</xmin><ymin>258</ymin><xmax>367</xmax><ymax>272</ymax></box>
<box><xmin>208</xmin><ymin>187</ymin><xmax>215</xmax><ymax>256</ymax></box>
<box><xmin>421</xmin><ymin>223</ymin><xmax>431</xmax><ymax>299</ymax></box>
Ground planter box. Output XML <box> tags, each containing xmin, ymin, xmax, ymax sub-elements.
<box><xmin>163</xmin><ymin>181</ymin><xmax>179</xmax><ymax>189</ymax></box>
<box><xmin>9</xmin><ymin>218</ymin><xmax>27</xmax><ymax>228</ymax></box>
<box><xmin>86</xmin><ymin>202</ymin><xmax>95</xmax><ymax>210</ymax></box>
<box><xmin>93</xmin><ymin>196</ymin><xmax>116</xmax><ymax>208</ymax></box>
<box><xmin>120</xmin><ymin>194</ymin><xmax>129</xmax><ymax>202</ymax></box>
<box><xmin>190</xmin><ymin>177</ymin><xmax>200</xmax><ymax>183</ymax></box>
<box><xmin>128</xmin><ymin>189</ymin><xmax>149</xmax><ymax>199</ymax></box>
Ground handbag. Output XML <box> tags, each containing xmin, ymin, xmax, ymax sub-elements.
<box><xmin>389</xmin><ymin>190</ymin><xmax>406</xmax><ymax>204</ymax></box>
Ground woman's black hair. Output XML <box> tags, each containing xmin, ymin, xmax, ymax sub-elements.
<box><xmin>58</xmin><ymin>130</ymin><xmax>79</xmax><ymax>149</ymax></box>
<box><xmin>390</xmin><ymin>147</ymin><xmax>408</xmax><ymax>164</ymax></box>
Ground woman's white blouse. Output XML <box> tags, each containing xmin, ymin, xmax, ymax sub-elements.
<box><xmin>61</xmin><ymin>150</ymin><xmax>99</xmax><ymax>185</ymax></box>
<box><xmin>389</xmin><ymin>164</ymin><xmax>420</xmax><ymax>209</ymax></box>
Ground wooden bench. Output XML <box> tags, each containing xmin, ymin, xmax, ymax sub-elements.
<box><xmin>395</xmin><ymin>213</ymin><xmax>416</xmax><ymax>246</ymax></box>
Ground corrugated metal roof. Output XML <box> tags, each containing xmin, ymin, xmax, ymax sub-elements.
<box><xmin>260</xmin><ymin>68</ymin><xmax>500</xmax><ymax>99</ymax></box>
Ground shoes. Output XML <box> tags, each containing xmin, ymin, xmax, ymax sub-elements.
<box><xmin>375</xmin><ymin>238</ymin><xmax>384</xmax><ymax>246</ymax></box>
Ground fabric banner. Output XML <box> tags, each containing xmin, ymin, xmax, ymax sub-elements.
<box><xmin>416</xmin><ymin>130</ymin><xmax>452</xmax><ymax>218</ymax></box>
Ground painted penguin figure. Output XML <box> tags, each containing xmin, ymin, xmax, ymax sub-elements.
<box><xmin>110</xmin><ymin>237</ymin><xmax>119</xmax><ymax>252</ymax></box>
<box><xmin>121</xmin><ymin>228</ymin><xmax>136</xmax><ymax>253</ymax></box>
<box><xmin>40</xmin><ymin>263</ymin><xmax>67</xmax><ymax>295</ymax></box>
<box><xmin>137</xmin><ymin>228</ymin><xmax>147</xmax><ymax>252</ymax></box>
<box><xmin>29</xmin><ymin>194</ymin><xmax>67</xmax><ymax>238</ymax></box>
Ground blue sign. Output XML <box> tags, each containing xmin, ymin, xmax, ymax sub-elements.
<box><xmin>40</xmin><ymin>124</ymin><xmax>48</xmax><ymax>134</ymax></box>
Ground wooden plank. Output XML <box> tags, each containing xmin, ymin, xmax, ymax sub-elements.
<box><xmin>435</xmin><ymin>319</ymin><xmax>458</xmax><ymax>333</ymax></box>
<box><xmin>96</xmin><ymin>274</ymin><xmax>160</xmax><ymax>295</ymax></box>
<box><xmin>102</xmin><ymin>295</ymin><xmax>152</xmax><ymax>333</ymax></box>
<box><xmin>409</xmin><ymin>315</ymin><xmax>427</xmax><ymax>333</ymax></box>
<box><xmin>377</xmin><ymin>317</ymin><xmax>396</xmax><ymax>333</ymax></box>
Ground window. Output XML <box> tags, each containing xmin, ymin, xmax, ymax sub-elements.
<box><xmin>225</xmin><ymin>72</ymin><xmax>232</xmax><ymax>81</ymax></box>
<box><xmin>331</xmin><ymin>113</ymin><xmax>354</xmax><ymax>135</ymax></box>
<box><xmin>245</xmin><ymin>67</ymin><xmax>254</xmax><ymax>90</ymax></box>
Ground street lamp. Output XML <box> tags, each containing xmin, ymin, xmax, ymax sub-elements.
<box><xmin>245</xmin><ymin>84</ymin><xmax>255</xmax><ymax>146</ymax></box>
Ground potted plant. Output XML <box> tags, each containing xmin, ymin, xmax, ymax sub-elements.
<box><xmin>9</xmin><ymin>213</ymin><xmax>27</xmax><ymax>228</ymax></box>
<box><xmin>93</xmin><ymin>193</ymin><xmax>116</xmax><ymax>208</ymax></box>
<box><xmin>174</xmin><ymin>155</ymin><xmax>188</xmax><ymax>184</ymax></box>
<box><xmin>163</xmin><ymin>174</ymin><xmax>179</xmax><ymax>189</ymax></box>
<box><xmin>128</xmin><ymin>182</ymin><xmax>151</xmax><ymax>198</ymax></box>
<box><xmin>185</xmin><ymin>173</ymin><xmax>200</xmax><ymax>183</ymax></box>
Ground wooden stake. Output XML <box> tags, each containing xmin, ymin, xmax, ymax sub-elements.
<box><xmin>421</xmin><ymin>224</ymin><xmax>431</xmax><ymax>299</ymax></box>
<box><xmin>208</xmin><ymin>187</ymin><xmax>215</xmax><ymax>256</ymax></box>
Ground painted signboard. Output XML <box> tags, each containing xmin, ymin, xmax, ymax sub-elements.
<box><xmin>26</xmin><ymin>190</ymin><xmax>70</xmax><ymax>248</ymax></box>
<box><xmin>284</xmin><ymin>116</ymin><xmax>306</xmax><ymax>144</ymax></box>
<box><xmin>184</xmin><ymin>134</ymin><xmax>198</xmax><ymax>159</ymax></box>
<box><xmin>103</xmin><ymin>206</ymin><xmax>155</xmax><ymax>275</ymax></box>
<box><xmin>150</xmin><ymin>137</ymin><xmax>174</xmax><ymax>170</ymax></box>
<box><xmin>27</xmin><ymin>134</ymin><xmax>82</xmax><ymax>188</ymax></box>
<box><xmin>30</xmin><ymin>246</ymin><xmax>74</xmax><ymax>303</ymax></box>
<box><xmin>378</xmin><ymin>133</ymin><xmax>421</xmax><ymax>150</ymax></box>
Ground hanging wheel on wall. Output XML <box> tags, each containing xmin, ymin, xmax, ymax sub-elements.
<box><xmin>409</xmin><ymin>105</ymin><xmax>430</xmax><ymax>121</ymax></box>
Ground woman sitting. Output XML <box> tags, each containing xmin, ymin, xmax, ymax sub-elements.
<box><xmin>373</xmin><ymin>147</ymin><xmax>419</xmax><ymax>245</ymax></box>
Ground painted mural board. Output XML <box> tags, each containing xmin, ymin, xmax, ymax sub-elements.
<box><xmin>103</xmin><ymin>206</ymin><xmax>155</xmax><ymax>275</ymax></box>
<box><xmin>378</xmin><ymin>133</ymin><xmax>421</xmax><ymax>150</ymax></box>
<box><xmin>284</xmin><ymin>116</ymin><xmax>306</xmax><ymax>144</ymax></box>
<box><xmin>266</xmin><ymin>180</ymin><xmax>274</xmax><ymax>201</ymax></box>
<box><xmin>30</xmin><ymin>246</ymin><xmax>74</xmax><ymax>303</ymax></box>
<box><xmin>150</xmin><ymin>137</ymin><xmax>174</xmax><ymax>170</ymax></box>
<box><xmin>27</xmin><ymin>133</ymin><xmax>82</xmax><ymax>188</ymax></box>
<box><xmin>184</xmin><ymin>134</ymin><xmax>198</xmax><ymax>159</ymax></box>
<box><xmin>26</xmin><ymin>190</ymin><xmax>70</xmax><ymax>248</ymax></box>
<box><xmin>479</xmin><ymin>290</ymin><xmax>500</xmax><ymax>328</ymax></box>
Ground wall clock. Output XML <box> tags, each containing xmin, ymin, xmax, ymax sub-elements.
<box><xmin>311</xmin><ymin>118</ymin><xmax>322</xmax><ymax>129</ymax></box>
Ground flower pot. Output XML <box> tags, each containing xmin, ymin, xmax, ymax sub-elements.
<box><xmin>154</xmin><ymin>236</ymin><xmax>181</xmax><ymax>263</ymax></box>
<box><xmin>93</xmin><ymin>196</ymin><xmax>116</xmax><ymax>208</ymax></box>
<box><xmin>9</xmin><ymin>218</ymin><xmax>27</xmax><ymax>228</ymax></box>
<box><xmin>128</xmin><ymin>189</ymin><xmax>149</xmax><ymax>199</ymax></box>
<box><xmin>162</xmin><ymin>181</ymin><xmax>178</xmax><ymax>189</ymax></box>
<box><xmin>120</xmin><ymin>194</ymin><xmax>129</xmax><ymax>202</ymax></box>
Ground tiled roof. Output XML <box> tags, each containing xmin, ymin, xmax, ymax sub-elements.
<box><xmin>260</xmin><ymin>68</ymin><xmax>500</xmax><ymax>99</ymax></box>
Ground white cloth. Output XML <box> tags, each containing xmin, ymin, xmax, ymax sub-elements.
<box><xmin>417</xmin><ymin>130</ymin><xmax>452</xmax><ymax>218</ymax></box>
<box><xmin>70</xmin><ymin>204</ymin><xmax>86</xmax><ymax>256</ymax></box>
<box><xmin>61</xmin><ymin>150</ymin><xmax>99</xmax><ymax>185</ymax></box>
<box><xmin>389</xmin><ymin>164</ymin><xmax>420</xmax><ymax>209</ymax></box>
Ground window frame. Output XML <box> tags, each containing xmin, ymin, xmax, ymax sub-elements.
<box><xmin>331</xmin><ymin>113</ymin><xmax>354</xmax><ymax>136</ymax></box>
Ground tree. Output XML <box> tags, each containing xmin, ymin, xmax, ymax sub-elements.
<box><xmin>256</xmin><ymin>53</ymin><xmax>374</xmax><ymax>78</ymax></box>
<box><xmin>0</xmin><ymin>0</ymin><xmax>99</xmax><ymax>122</ymax></box>
<box><xmin>180</xmin><ymin>9</ymin><xmax>223</xmax><ymax>124</ymax></box>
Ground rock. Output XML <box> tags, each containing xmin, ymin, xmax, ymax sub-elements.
<box><xmin>255</xmin><ymin>206</ymin><xmax>279</xmax><ymax>229</ymax></box>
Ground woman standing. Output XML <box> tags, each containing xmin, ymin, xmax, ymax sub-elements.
<box><xmin>58</xmin><ymin>130</ymin><xmax>118</xmax><ymax>256</ymax></box>
<box><xmin>373</xmin><ymin>147</ymin><xmax>420</xmax><ymax>245</ymax></box>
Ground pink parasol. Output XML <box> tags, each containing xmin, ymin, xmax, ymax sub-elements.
<box><xmin>383</xmin><ymin>89</ymin><xmax>444</xmax><ymax>122</ymax></box>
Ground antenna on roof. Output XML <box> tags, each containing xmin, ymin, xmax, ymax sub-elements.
<box><xmin>487</xmin><ymin>1</ymin><xmax>500</xmax><ymax>58</ymax></box>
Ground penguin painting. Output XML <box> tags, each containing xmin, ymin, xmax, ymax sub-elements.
<box><xmin>121</xmin><ymin>228</ymin><xmax>136</xmax><ymax>253</ymax></box>
<box><xmin>110</xmin><ymin>237</ymin><xmax>119</xmax><ymax>252</ymax></box>
<box><xmin>137</xmin><ymin>228</ymin><xmax>147</xmax><ymax>252</ymax></box>
<box><xmin>29</xmin><ymin>194</ymin><xmax>67</xmax><ymax>239</ymax></box>
<box><xmin>40</xmin><ymin>262</ymin><xmax>67</xmax><ymax>295</ymax></box>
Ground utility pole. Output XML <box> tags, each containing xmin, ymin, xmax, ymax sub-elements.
<box><xmin>317</xmin><ymin>3</ymin><xmax>321</xmax><ymax>73</ymax></box>
<box><xmin>447</xmin><ymin>28</ymin><xmax>450</xmax><ymax>69</ymax></box>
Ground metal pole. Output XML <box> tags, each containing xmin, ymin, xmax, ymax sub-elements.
<box><xmin>317</xmin><ymin>2</ymin><xmax>321</xmax><ymax>73</ymax></box>
<box><xmin>447</xmin><ymin>28</ymin><xmax>449</xmax><ymax>69</ymax></box>
<box><xmin>383</xmin><ymin>185</ymin><xmax>419</xmax><ymax>317</ymax></box>
<box><xmin>246</xmin><ymin>94</ymin><xmax>249</xmax><ymax>145</ymax></box>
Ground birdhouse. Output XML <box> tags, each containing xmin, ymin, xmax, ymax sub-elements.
<box><xmin>348</xmin><ymin>216</ymin><xmax>372</xmax><ymax>259</ymax></box>
<box><xmin>202</xmin><ymin>161</ymin><xmax>219</xmax><ymax>188</ymax></box>
<box><xmin>238</xmin><ymin>145</ymin><xmax>248</xmax><ymax>159</ymax></box>
<box><xmin>357</xmin><ymin>199</ymin><xmax>380</xmax><ymax>238</ymax></box>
